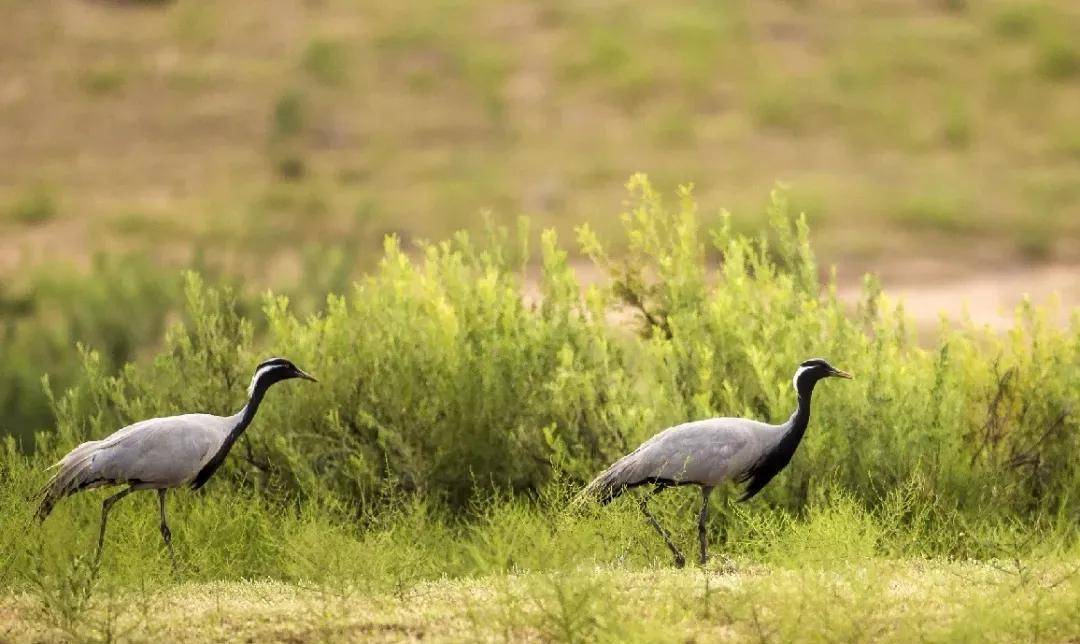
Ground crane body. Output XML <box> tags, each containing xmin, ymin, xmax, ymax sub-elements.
<box><xmin>583</xmin><ymin>358</ymin><xmax>852</xmax><ymax>567</ymax></box>
<box><xmin>35</xmin><ymin>357</ymin><xmax>316</xmax><ymax>568</ymax></box>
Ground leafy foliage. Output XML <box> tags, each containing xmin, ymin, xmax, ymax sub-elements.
<box><xmin>0</xmin><ymin>256</ymin><xmax>180</xmax><ymax>450</ymax></box>
<box><xmin>1</xmin><ymin>178</ymin><xmax>1078</xmax><ymax>639</ymax></box>
<box><xmin>20</xmin><ymin>176</ymin><xmax>1080</xmax><ymax>522</ymax></box>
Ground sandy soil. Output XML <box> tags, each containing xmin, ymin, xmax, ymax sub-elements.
<box><xmin>549</xmin><ymin>258</ymin><xmax>1078</xmax><ymax>336</ymax></box>
<box><xmin>834</xmin><ymin>261</ymin><xmax>1079</xmax><ymax>332</ymax></box>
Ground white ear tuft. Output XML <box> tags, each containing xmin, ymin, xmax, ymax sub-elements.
<box><xmin>792</xmin><ymin>366</ymin><xmax>811</xmax><ymax>391</ymax></box>
<box><xmin>248</xmin><ymin>364</ymin><xmax>277</xmax><ymax>397</ymax></box>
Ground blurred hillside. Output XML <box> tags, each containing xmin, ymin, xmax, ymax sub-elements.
<box><xmin>1</xmin><ymin>0</ymin><xmax>1078</xmax><ymax>283</ymax></box>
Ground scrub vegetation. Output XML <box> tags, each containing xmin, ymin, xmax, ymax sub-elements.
<box><xmin>1</xmin><ymin>178</ymin><xmax>1078</xmax><ymax>641</ymax></box>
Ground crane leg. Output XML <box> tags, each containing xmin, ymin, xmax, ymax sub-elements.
<box><xmin>697</xmin><ymin>486</ymin><xmax>714</xmax><ymax>566</ymax></box>
<box><xmin>158</xmin><ymin>489</ymin><xmax>176</xmax><ymax>571</ymax></box>
<box><xmin>94</xmin><ymin>486</ymin><xmax>134</xmax><ymax>567</ymax></box>
<box><xmin>639</xmin><ymin>487</ymin><xmax>686</xmax><ymax>568</ymax></box>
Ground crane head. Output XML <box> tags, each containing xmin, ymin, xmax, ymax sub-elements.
<box><xmin>793</xmin><ymin>358</ymin><xmax>852</xmax><ymax>392</ymax></box>
<box><xmin>248</xmin><ymin>357</ymin><xmax>318</xmax><ymax>396</ymax></box>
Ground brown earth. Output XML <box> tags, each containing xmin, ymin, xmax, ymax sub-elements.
<box><xmin>548</xmin><ymin>258</ymin><xmax>1078</xmax><ymax>338</ymax></box>
<box><xmin>835</xmin><ymin>260</ymin><xmax>1078</xmax><ymax>332</ymax></box>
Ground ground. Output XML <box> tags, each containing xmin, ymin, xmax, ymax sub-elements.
<box><xmin>3</xmin><ymin>560</ymin><xmax>1079</xmax><ymax>642</ymax></box>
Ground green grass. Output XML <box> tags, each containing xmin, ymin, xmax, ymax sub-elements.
<box><xmin>891</xmin><ymin>188</ymin><xmax>976</xmax><ymax>232</ymax></box>
<box><xmin>941</xmin><ymin>93</ymin><xmax>973</xmax><ymax>148</ymax></box>
<box><xmin>5</xmin><ymin>186</ymin><xmax>58</xmax><ymax>226</ymax></box>
<box><xmin>302</xmin><ymin>38</ymin><xmax>349</xmax><ymax>87</ymax></box>
<box><xmin>169</xmin><ymin>2</ymin><xmax>219</xmax><ymax>49</ymax></box>
<box><xmin>3</xmin><ymin>486</ymin><xmax>1080</xmax><ymax>642</ymax></box>
<box><xmin>269</xmin><ymin>90</ymin><xmax>305</xmax><ymax>142</ymax></box>
<box><xmin>750</xmin><ymin>82</ymin><xmax>807</xmax><ymax>133</ymax></box>
<box><xmin>993</xmin><ymin>2</ymin><xmax>1042</xmax><ymax>39</ymax></box>
<box><xmin>78</xmin><ymin>64</ymin><xmax>130</xmax><ymax>96</ymax></box>
<box><xmin>6</xmin><ymin>559</ymin><xmax>1080</xmax><ymax>642</ymax></box>
<box><xmin>1036</xmin><ymin>35</ymin><xmax>1080</xmax><ymax>80</ymax></box>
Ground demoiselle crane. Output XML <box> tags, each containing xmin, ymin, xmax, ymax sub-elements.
<box><xmin>34</xmin><ymin>357</ymin><xmax>316</xmax><ymax>567</ymax></box>
<box><xmin>582</xmin><ymin>358</ymin><xmax>851</xmax><ymax>567</ymax></box>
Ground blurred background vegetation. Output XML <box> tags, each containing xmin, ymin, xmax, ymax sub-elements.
<box><xmin>2</xmin><ymin>1</ymin><xmax>1077</xmax><ymax>269</ymax></box>
<box><xmin>0</xmin><ymin>1</ymin><xmax>1077</xmax><ymax>447</ymax></box>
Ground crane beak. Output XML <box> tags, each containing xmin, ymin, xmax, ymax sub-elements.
<box><xmin>831</xmin><ymin>369</ymin><xmax>853</xmax><ymax>379</ymax></box>
<box><xmin>295</xmin><ymin>368</ymin><xmax>318</xmax><ymax>383</ymax></box>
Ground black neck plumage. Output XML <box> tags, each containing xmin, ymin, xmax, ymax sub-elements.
<box><xmin>790</xmin><ymin>381</ymin><xmax>815</xmax><ymax>436</ymax></box>
<box><xmin>189</xmin><ymin>380</ymin><xmax>270</xmax><ymax>490</ymax></box>
<box><xmin>737</xmin><ymin>380</ymin><xmax>817</xmax><ymax>501</ymax></box>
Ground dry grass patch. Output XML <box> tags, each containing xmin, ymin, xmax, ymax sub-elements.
<box><xmin>3</xmin><ymin>560</ymin><xmax>1079</xmax><ymax>642</ymax></box>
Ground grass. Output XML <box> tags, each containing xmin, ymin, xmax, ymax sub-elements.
<box><xmin>941</xmin><ymin>93</ymin><xmax>973</xmax><ymax>149</ymax></box>
<box><xmin>5</xmin><ymin>185</ymin><xmax>59</xmax><ymax>226</ymax></box>
<box><xmin>1036</xmin><ymin>35</ymin><xmax>1080</xmax><ymax>80</ymax></box>
<box><xmin>270</xmin><ymin>90</ymin><xmax>305</xmax><ymax>142</ymax></box>
<box><xmin>3</xmin><ymin>488</ymin><xmax>1080</xmax><ymax>643</ymax></box>
<box><xmin>891</xmin><ymin>189</ymin><xmax>975</xmax><ymax>233</ymax></box>
<box><xmin>3</xmin><ymin>560</ymin><xmax>1079</xmax><ymax>642</ymax></box>
<box><xmin>78</xmin><ymin>64</ymin><xmax>130</xmax><ymax>96</ymax></box>
<box><xmin>302</xmin><ymin>38</ymin><xmax>349</xmax><ymax>87</ymax></box>
<box><xmin>993</xmin><ymin>3</ymin><xmax>1042</xmax><ymax>39</ymax></box>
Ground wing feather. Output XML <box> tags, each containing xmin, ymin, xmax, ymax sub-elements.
<box><xmin>35</xmin><ymin>414</ymin><xmax>230</xmax><ymax>521</ymax></box>
<box><xmin>582</xmin><ymin>418</ymin><xmax>779</xmax><ymax>503</ymax></box>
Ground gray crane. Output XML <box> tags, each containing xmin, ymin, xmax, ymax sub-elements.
<box><xmin>34</xmin><ymin>357</ymin><xmax>316</xmax><ymax>568</ymax></box>
<box><xmin>582</xmin><ymin>358</ymin><xmax>851</xmax><ymax>567</ymax></box>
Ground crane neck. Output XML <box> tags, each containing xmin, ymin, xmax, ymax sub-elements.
<box><xmin>785</xmin><ymin>382</ymin><xmax>816</xmax><ymax>439</ymax></box>
<box><xmin>233</xmin><ymin>384</ymin><xmax>269</xmax><ymax>436</ymax></box>
<box><xmin>736</xmin><ymin>378</ymin><xmax>818</xmax><ymax>501</ymax></box>
<box><xmin>189</xmin><ymin>379</ymin><xmax>271</xmax><ymax>490</ymax></box>
<box><xmin>224</xmin><ymin>378</ymin><xmax>274</xmax><ymax>444</ymax></box>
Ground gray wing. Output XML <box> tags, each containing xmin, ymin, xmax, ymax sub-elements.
<box><xmin>85</xmin><ymin>414</ymin><xmax>230</xmax><ymax>487</ymax></box>
<box><xmin>584</xmin><ymin>418</ymin><xmax>782</xmax><ymax>502</ymax></box>
<box><xmin>36</xmin><ymin>414</ymin><xmax>231</xmax><ymax>519</ymax></box>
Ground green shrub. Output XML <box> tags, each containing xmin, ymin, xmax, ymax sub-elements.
<box><xmin>302</xmin><ymin>39</ymin><xmax>348</xmax><ymax>87</ymax></box>
<box><xmin>27</xmin><ymin>175</ymin><xmax>1079</xmax><ymax>525</ymax></box>
<box><xmin>0</xmin><ymin>256</ymin><xmax>181</xmax><ymax>449</ymax></box>
<box><xmin>79</xmin><ymin>65</ymin><xmax>129</xmax><ymax>96</ymax></box>
<box><xmin>1036</xmin><ymin>35</ymin><xmax>1080</xmax><ymax>80</ymax></box>
<box><xmin>270</xmin><ymin>90</ymin><xmax>305</xmax><ymax>142</ymax></box>
<box><xmin>0</xmin><ymin>178</ymin><xmax>1078</xmax><ymax>608</ymax></box>
<box><xmin>891</xmin><ymin>188</ymin><xmax>974</xmax><ymax>231</ymax></box>
<box><xmin>6</xmin><ymin>186</ymin><xmax>58</xmax><ymax>225</ymax></box>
